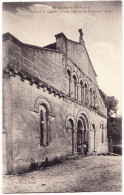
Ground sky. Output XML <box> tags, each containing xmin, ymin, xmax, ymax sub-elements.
<box><xmin>2</xmin><ymin>0</ymin><xmax>123</xmax><ymax>116</ymax></box>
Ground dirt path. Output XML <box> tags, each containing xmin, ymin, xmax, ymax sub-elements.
<box><xmin>3</xmin><ymin>155</ymin><xmax>122</xmax><ymax>193</ymax></box>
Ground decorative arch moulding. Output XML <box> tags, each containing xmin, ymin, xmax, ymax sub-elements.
<box><xmin>66</xmin><ymin>67</ymin><xmax>97</xmax><ymax>92</ymax></box>
<box><xmin>65</xmin><ymin>56</ymin><xmax>98</xmax><ymax>89</ymax></box>
<box><xmin>3</xmin><ymin>66</ymin><xmax>107</xmax><ymax>119</ymax></box>
<box><xmin>30</xmin><ymin>106</ymin><xmax>55</xmax><ymax>117</ymax></box>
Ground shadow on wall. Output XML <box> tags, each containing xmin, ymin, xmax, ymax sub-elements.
<box><xmin>15</xmin><ymin>156</ymin><xmax>66</xmax><ymax>175</ymax></box>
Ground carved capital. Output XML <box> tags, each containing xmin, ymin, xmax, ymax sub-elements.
<box><xmin>29</xmin><ymin>78</ymin><xmax>35</xmax><ymax>85</ymax></box>
<box><xmin>20</xmin><ymin>73</ymin><xmax>26</xmax><ymax>82</ymax></box>
<box><xmin>30</xmin><ymin>106</ymin><xmax>39</xmax><ymax>113</ymax></box>
<box><xmin>43</xmin><ymin>87</ymin><xmax>47</xmax><ymax>92</ymax></box>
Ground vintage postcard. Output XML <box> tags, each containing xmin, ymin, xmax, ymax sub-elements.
<box><xmin>2</xmin><ymin>0</ymin><xmax>122</xmax><ymax>193</ymax></box>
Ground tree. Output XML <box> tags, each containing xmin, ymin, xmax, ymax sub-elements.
<box><xmin>107</xmin><ymin>116</ymin><xmax>122</xmax><ymax>145</ymax></box>
<box><xmin>99</xmin><ymin>89</ymin><xmax>121</xmax><ymax>145</ymax></box>
<box><xmin>99</xmin><ymin>89</ymin><xmax>118</xmax><ymax>117</ymax></box>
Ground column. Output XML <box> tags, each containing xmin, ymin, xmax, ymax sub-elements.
<box><xmin>46</xmin><ymin>115</ymin><xmax>56</xmax><ymax>144</ymax></box>
<box><xmin>94</xmin><ymin>130</ymin><xmax>96</xmax><ymax>151</ymax></box>
<box><xmin>78</xmin><ymin>84</ymin><xmax>81</xmax><ymax>102</ymax></box>
<box><xmin>70</xmin><ymin>81</ymin><xmax>74</xmax><ymax>99</ymax></box>
<box><xmin>76</xmin><ymin>83</ymin><xmax>78</xmax><ymax>101</ymax></box>
<box><xmin>74</xmin><ymin>128</ymin><xmax>78</xmax><ymax>155</ymax></box>
<box><xmin>43</xmin><ymin>111</ymin><xmax>47</xmax><ymax>144</ymax></box>
<box><xmin>88</xmin><ymin>129</ymin><xmax>92</xmax><ymax>153</ymax></box>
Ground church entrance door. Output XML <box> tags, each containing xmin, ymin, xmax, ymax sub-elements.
<box><xmin>66</xmin><ymin>119</ymin><xmax>74</xmax><ymax>156</ymax></box>
<box><xmin>77</xmin><ymin>114</ymin><xmax>89</xmax><ymax>153</ymax></box>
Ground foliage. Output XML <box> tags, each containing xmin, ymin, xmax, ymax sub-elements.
<box><xmin>99</xmin><ymin>89</ymin><xmax>118</xmax><ymax>117</ymax></box>
<box><xmin>107</xmin><ymin>117</ymin><xmax>122</xmax><ymax>145</ymax></box>
<box><xmin>99</xmin><ymin>89</ymin><xmax>121</xmax><ymax>145</ymax></box>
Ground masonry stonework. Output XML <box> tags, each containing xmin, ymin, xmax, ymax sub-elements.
<box><xmin>3</xmin><ymin>30</ymin><xmax>108</xmax><ymax>174</ymax></box>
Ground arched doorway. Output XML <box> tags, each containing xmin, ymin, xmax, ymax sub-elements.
<box><xmin>77</xmin><ymin>114</ymin><xmax>89</xmax><ymax>153</ymax></box>
<box><xmin>66</xmin><ymin>119</ymin><xmax>74</xmax><ymax>156</ymax></box>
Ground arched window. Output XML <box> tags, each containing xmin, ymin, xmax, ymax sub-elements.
<box><xmin>90</xmin><ymin>88</ymin><xmax>92</xmax><ymax>106</ymax></box>
<box><xmin>84</xmin><ymin>83</ymin><xmax>88</xmax><ymax>105</ymax></box>
<box><xmin>39</xmin><ymin>105</ymin><xmax>48</xmax><ymax>145</ymax></box>
<box><xmin>67</xmin><ymin>70</ymin><xmax>71</xmax><ymax>96</ymax></box>
<box><xmin>73</xmin><ymin>75</ymin><xmax>77</xmax><ymax>100</ymax></box>
<box><xmin>80</xmin><ymin>81</ymin><xmax>83</xmax><ymax>103</ymax></box>
<box><xmin>93</xmin><ymin>90</ymin><xmax>95</xmax><ymax>106</ymax></box>
<box><xmin>101</xmin><ymin>123</ymin><xmax>104</xmax><ymax>143</ymax></box>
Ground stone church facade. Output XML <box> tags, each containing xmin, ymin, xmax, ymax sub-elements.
<box><xmin>3</xmin><ymin>30</ymin><xmax>108</xmax><ymax>174</ymax></box>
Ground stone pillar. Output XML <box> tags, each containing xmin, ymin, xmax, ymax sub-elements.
<box><xmin>82</xmin><ymin>87</ymin><xmax>84</xmax><ymax>104</ymax></box>
<box><xmin>72</xmin><ymin>128</ymin><xmax>74</xmax><ymax>155</ymax></box>
<box><xmin>85</xmin><ymin>130</ymin><xmax>89</xmax><ymax>143</ymax></box>
<box><xmin>70</xmin><ymin>81</ymin><xmax>74</xmax><ymax>99</ymax></box>
<box><xmin>93</xmin><ymin>93</ymin><xmax>96</xmax><ymax>106</ymax></box>
<box><xmin>47</xmin><ymin>114</ymin><xmax>56</xmax><ymax>144</ymax></box>
<box><xmin>69</xmin><ymin>78</ymin><xmax>71</xmax><ymax>96</ymax></box>
<box><xmin>87</xmin><ymin>130</ymin><xmax>89</xmax><ymax>152</ymax></box>
<box><xmin>76</xmin><ymin>83</ymin><xmax>78</xmax><ymax>101</ymax></box>
<box><xmin>88</xmin><ymin>129</ymin><xmax>92</xmax><ymax>153</ymax></box>
<box><xmin>89</xmin><ymin>91</ymin><xmax>91</xmax><ymax>106</ymax></box>
<box><xmin>74</xmin><ymin>128</ymin><xmax>78</xmax><ymax>155</ymax></box>
<box><xmin>74</xmin><ymin>82</ymin><xmax>77</xmax><ymax>100</ymax></box>
<box><xmin>78</xmin><ymin>84</ymin><xmax>81</xmax><ymax>102</ymax></box>
<box><xmin>87</xmin><ymin>90</ymin><xmax>89</xmax><ymax>106</ymax></box>
<box><xmin>94</xmin><ymin>130</ymin><xmax>96</xmax><ymax>151</ymax></box>
<box><xmin>43</xmin><ymin>111</ymin><xmax>47</xmax><ymax>144</ymax></box>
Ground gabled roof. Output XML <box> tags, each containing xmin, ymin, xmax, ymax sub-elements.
<box><xmin>3</xmin><ymin>32</ymin><xmax>61</xmax><ymax>54</ymax></box>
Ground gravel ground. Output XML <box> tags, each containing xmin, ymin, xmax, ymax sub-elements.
<box><xmin>3</xmin><ymin>155</ymin><xmax>122</xmax><ymax>193</ymax></box>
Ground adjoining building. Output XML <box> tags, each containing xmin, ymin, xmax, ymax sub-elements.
<box><xmin>3</xmin><ymin>29</ymin><xmax>108</xmax><ymax>174</ymax></box>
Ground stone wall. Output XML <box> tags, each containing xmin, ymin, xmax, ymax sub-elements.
<box><xmin>3</xmin><ymin>33</ymin><xmax>108</xmax><ymax>174</ymax></box>
<box><xmin>55</xmin><ymin>33</ymin><xmax>97</xmax><ymax>84</ymax></box>
<box><xmin>3</xmin><ymin>74</ymin><xmax>108</xmax><ymax>174</ymax></box>
<box><xmin>3</xmin><ymin>34</ymin><xmax>66</xmax><ymax>93</ymax></box>
<box><xmin>4</xmin><ymin>75</ymin><xmax>67</xmax><ymax>173</ymax></box>
<box><xmin>3</xmin><ymin>74</ymin><xmax>13</xmax><ymax>173</ymax></box>
<box><xmin>3</xmin><ymin>33</ymin><xmax>106</xmax><ymax>116</ymax></box>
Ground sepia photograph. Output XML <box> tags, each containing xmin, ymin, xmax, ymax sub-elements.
<box><xmin>2</xmin><ymin>0</ymin><xmax>122</xmax><ymax>193</ymax></box>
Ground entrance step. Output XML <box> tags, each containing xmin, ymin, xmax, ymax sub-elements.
<box><xmin>66</xmin><ymin>155</ymin><xmax>80</xmax><ymax>160</ymax></box>
<box><xmin>87</xmin><ymin>151</ymin><xmax>97</xmax><ymax>156</ymax></box>
<box><xmin>67</xmin><ymin>152</ymin><xmax>97</xmax><ymax>160</ymax></box>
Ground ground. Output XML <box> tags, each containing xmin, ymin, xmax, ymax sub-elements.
<box><xmin>3</xmin><ymin>155</ymin><xmax>122</xmax><ymax>193</ymax></box>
